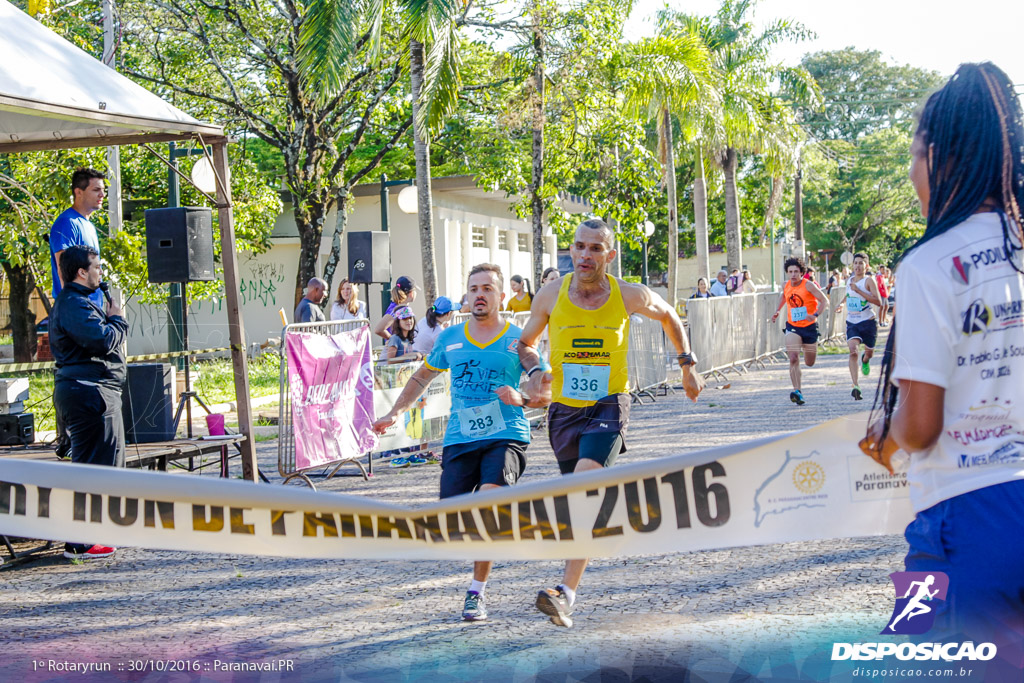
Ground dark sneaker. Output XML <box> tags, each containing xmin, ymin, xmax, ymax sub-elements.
<box><xmin>63</xmin><ymin>544</ymin><xmax>115</xmax><ymax>560</ymax></box>
<box><xmin>407</xmin><ymin>454</ymin><xmax>428</xmax><ymax>466</ymax></box>
<box><xmin>861</xmin><ymin>354</ymin><xmax>871</xmax><ymax>376</ymax></box>
<box><xmin>852</xmin><ymin>386</ymin><xmax>863</xmax><ymax>401</ymax></box>
<box><xmin>54</xmin><ymin>438</ymin><xmax>72</xmax><ymax>460</ymax></box>
<box><xmin>789</xmin><ymin>390</ymin><xmax>805</xmax><ymax>406</ymax></box>
<box><xmin>462</xmin><ymin>591</ymin><xmax>487</xmax><ymax>621</ymax></box>
<box><xmin>536</xmin><ymin>587</ymin><xmax>574</xmax><ymax>627</ymax></box>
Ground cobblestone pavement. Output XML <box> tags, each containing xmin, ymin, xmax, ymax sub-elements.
<box><xmin>2</xmin><ymin>339</ymin><xmax>909</xmax><ymax>682</ymax></box>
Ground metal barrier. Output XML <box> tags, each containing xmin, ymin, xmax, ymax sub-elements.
<box><xmin>278</xmin><ymin>318</ymin><xmax>372</xmax><ymax>487</ymax></box>
<box><xmin>687</xmin><ymin>287</ymin><xmax>849</xmax><ymax>380</ymax></box>
<box><xmin>627</xmin><ymin>315</ymin><xmax>670</xmax><ymax>402</ymax></box>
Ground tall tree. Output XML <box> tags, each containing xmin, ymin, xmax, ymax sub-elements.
<box><xmin>122</xmin><ymin>0</ymin><xmax>414</xmax><ymax>307</ymax></box>
<box><xmin>300</xmin><ymin>0</ymin><xmax>467</xmax><ymax>304</ymax></box>
<box><xmin>620</xmin><ymin>32</ymin><xmax>715</xmax><ymax>307</ymax></box>
<box><xmin>664</xmin><ymin>1</ymin><xmax>816</xmax><ymax>274</ymax></box>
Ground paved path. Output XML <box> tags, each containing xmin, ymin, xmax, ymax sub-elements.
<box><xmin>2</xmin><ymin>338</ymin><xmax>909</xmax><ymax>682</ymax></box>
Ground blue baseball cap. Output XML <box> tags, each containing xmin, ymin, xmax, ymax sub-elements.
<box><xmin>432</xmin><ymin>296</ymin><xmax>455</xmax><ymax>314</ymax></box>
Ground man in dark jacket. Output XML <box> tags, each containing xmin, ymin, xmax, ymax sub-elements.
<box><xmin>50</xmin><ymin>245</ymin><xmax>128</xmax><ymax>560</ymax></box>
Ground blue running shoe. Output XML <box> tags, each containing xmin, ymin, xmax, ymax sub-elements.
<box><xmin>790</xmin><ymin>390</ymin><xmax>805</xmax><ymax>406</ymax></box>
<box><xmin>463</xmin><ymin>591</ymin><xmax>487</xmax><ymax>621</ymax></box>
<box><xmin>389</xmin><ymin>457</ymin><xmax>410</xmax><ymax>468</ymax></box>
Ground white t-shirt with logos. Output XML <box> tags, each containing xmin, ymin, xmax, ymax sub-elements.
<box><xmin>893</xmin><ymin>211</ymin><xmax>1024</xmax><ymax>513</ymax></box>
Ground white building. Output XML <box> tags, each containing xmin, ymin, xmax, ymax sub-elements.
<box><xmin>124</xmin><ymin>175</ymin><xmax>588</xmax><ymax>355</ymax></box>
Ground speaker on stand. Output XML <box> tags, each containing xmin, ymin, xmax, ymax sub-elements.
<box><xmin>144</xmin><ymin>207</ymin><xmax>218</xmax><ymax>444</ymax></box>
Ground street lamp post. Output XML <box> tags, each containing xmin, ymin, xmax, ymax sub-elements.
<box><xmin>377</xmin><ymin>174</ymin><xmax>416</xmax><ymax>318</ymax></box>
<box><xmin>641</xmin><ymin>220</ymin><xmax>656</xmax><ymax>286</ymax></box>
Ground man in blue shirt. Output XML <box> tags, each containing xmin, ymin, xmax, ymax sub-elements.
<box><xmin>373</xmin><ymin>264</ymin><xmax>551</xmax><ymax>622</ymax></box>
<box><xmin>50</xmin><ymin>168</ymin><xmax>107</xmax><ymax>310</ymax></box>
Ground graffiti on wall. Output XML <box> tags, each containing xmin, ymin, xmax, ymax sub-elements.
<box><xmin>240</xmin><ymin>261</ymin><xmax>287</xmax><ymax>307</ymax></box>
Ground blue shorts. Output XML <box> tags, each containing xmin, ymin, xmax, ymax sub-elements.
<box><xmin>438</xmin><ymin>439</ymin><xmax>527</xmax><ymax>499</ymax></box>
<box><xmin>904</xmin><ymin>479</ymin><xmax>1024</xmax><ymax>670</ymax></box>
<box><xmin>846</xmin><ymin>318</ymin><xmax>878</xmax><ymax>349</ymax></box>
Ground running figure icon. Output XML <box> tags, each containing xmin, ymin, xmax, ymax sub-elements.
<box><xmin>887</xmin><ymin>574</ymin><xmax>939</xmax><ymax>632</ymax></box>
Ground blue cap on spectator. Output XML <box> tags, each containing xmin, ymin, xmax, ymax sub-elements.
<box><xmin>432</xmin><ymin>296</ymin><xmax>455</xmax><ymax>314</ymax></box>
<box><xmin>393</xmin><ymin>305</ymin><xmax>415</xmax><ymax>320</ymax></box>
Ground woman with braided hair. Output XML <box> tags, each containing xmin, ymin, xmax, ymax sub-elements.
<box><xmin>861</xmin><ymin>63</ymin><xmax>1023</xmax><ymax>674</ymax></box>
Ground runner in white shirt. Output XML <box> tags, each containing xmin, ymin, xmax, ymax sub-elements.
<box><xmin>861</xmin><ymin>63</ymin><xmax>1024</xmax><ymax>672</ymax></box>
<box><xmin>838</xmin><ymin>253</ymin><xmax>881</xmax><ymax>401</ymax></box>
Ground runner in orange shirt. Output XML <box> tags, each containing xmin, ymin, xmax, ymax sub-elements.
<box><xmin>771</xmin><ymin>257</ymin><xmax>829</xmax><ymax>405</ymax></box>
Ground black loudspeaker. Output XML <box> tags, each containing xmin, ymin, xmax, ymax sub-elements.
<box><xmin>122</xmin><ymin>363</ymin><xmax>175</xmax><ymax>444</ymax></box>
<box><xmin>0</xmin><ymin>413</ymin><xmax>33</xmax><ymax>446</ymax></box>
<box><xmin>145</xmin><ymin>207</ymin><xmax>216</xmax><ymax>283</ymax></box>
<box><xmin>348</xmin><ymin>231</ymin><xmax>391</xmax><ymax>284</ymax></box>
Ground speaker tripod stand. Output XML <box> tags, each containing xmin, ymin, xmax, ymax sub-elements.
<box><xmin>169</xmin><ymin>282</ymin><xmax>269</xmax><ymax>482</ymax></box>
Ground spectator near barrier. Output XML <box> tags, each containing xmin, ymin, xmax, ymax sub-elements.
<box><xmin>506</xmin><ymin>274</ymin><xmax>533</xmax><ymax>312</ymax></box>
<box><xmin>709</xmin><ymin>270</ymin><xmax>730</xmax><ymax>297</ymax></box>
<box><xmin>330</xmin><ymin>277</ymin><xmax>367</xmax><ymax>321</ymax></box>
<box><xmin>385</xmin><ymin>306</ymin><xmax>421</xmax><ymax>363</ymax></box>
<box><xmin>294</xmin><ymin>277</ymin><xmax>327</xmax><ymax>323</ymax></box>
<box><xmin>373</xmin><ymin>276</ymin><xmax>417</xmax><ymax>341</ymax></box>
<box><xmin>726</xmin><ymin>268</ymin><xmax>741</xmax><ymax>293</ymax></box>
<box><xmin>412</xmin><ymin>296</ymin><xmax>456</xmax><ymax>356</ymax></box>
<box><xmin>690</xmin><ymin>278</ymin><xmax>712</xmax><ymax>299</ymax></box>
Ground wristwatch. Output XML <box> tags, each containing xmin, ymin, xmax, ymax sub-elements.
<box><xmin>677</xmin><ymin>352</ymin><xmax>698</xmax><ymax>367</ymax></box>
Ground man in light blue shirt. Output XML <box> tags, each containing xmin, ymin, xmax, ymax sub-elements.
<box><xmin>709</xmin><ymin>270</ymin><xmax>730</xmax><ymax>297</ymax></box>
<box><xmin>50</xmin><ymin>168</ymin><xmax>106</xmax><ymax>310</ymax></box>
<box><xmin>373</xmin><ymin>264</ymin><xmax>550</xmax><ymax>623</ymax></box>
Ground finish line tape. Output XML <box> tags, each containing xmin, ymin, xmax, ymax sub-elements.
<box><xmin>0</xmin><ymin>413</ymin><xmax>913</xmax><ymax>560</ymax></box>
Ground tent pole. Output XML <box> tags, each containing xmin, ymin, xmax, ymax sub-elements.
<box><xmin>213</xmin><ymin>141</ymin><xmax>258</xmax><ymax>482</ymax></box>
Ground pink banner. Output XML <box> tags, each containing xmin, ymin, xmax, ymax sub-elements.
<box><xmin>286</xmin><ymin>326</ymin><xmax>378</xmax><ymax>470</ymax></box>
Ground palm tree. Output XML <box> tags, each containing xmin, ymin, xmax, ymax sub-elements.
<box><xmin>298</xmin><ymin>0</ymin><xmax>464</xmax><ymax>304</ymax></box>
<box><xmin>620</xmin><ymin>33</ymin><xmax>716</xmax><ymax>308</ymax></box>
<box><xmin>662</xmin><ymin>1</ymin><xmax>817</xmax><ymax>275</ymax></box>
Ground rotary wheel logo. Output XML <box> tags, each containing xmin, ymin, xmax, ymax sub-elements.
<box><xmin>792</xmin><ymin>461</ymin><xmax>825</xmax><ymax>494</ymax></box>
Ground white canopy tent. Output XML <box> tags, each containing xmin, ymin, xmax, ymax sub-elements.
<box><xmin>0</xmin><ymin>0</ymin><xmax>258</xmax><ymax>480</ymax></box>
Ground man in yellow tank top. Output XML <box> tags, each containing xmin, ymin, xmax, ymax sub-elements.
<box><xmin>771</xmin><ymin>257</ymin><xmax>829</xmax><ymax>405</ymax></box>
<box><xmin>518</xmin><ymin>218</ymin><xmax>705</xmax><ymax>627</ymax></box>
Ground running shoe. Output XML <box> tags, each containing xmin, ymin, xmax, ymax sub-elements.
<box><xmin>789</xmin><ymin>390</ymin><xmax>805</xmax><ymax>406</ymax></box>
<box><xmin>425</xmin><ymin>451</ymin><xmax>442</xmax><ymax>464</ymax></box>
<box><xmin>407</xmin><ymin>454</ymin><xmax>429</xmax><ymax>466</ymax></box>
<box><xmin>63</xmin><ymin>544</ymin><xmax>116</xmax><ymax>560</ymax></box>
<box><xmin>536</xmin><ymin>587</ymin><xmax>574</xmax><ymax>628</ymax></box>
<box><xmin>462</xmin><ymin>591</ymin><xmax>487</xmax><ymax>621</ymax></box>
<box><xmin>852</xmin><ymin>386</ymin><xmax>863</xmax><ymax>401</ymax></box>
<box><xmin>861</xmin><ymin>354</ymin><xmax>870</xmax><ymax>376</ymax></box>
<box><xmin>389</xmin><ymin>457</ymin><xmax>410</xmax><ymax>468</ymax></box>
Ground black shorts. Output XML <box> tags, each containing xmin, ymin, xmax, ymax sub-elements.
<box><xmin>548</xmin><ymin>394</ymin><xmax>629</xmax><ymax>468</ymax></box>
<box><xmin>785</xmin><ymin>322</ymin><xmax>819</xmax><ymax>346</ymax></box>
<box><xmin>846</xmin><ymin>318</ymin><xmax>878</xmax><ymax>349</ymax></box>
<box><xmin>556</xmin><ymin>432</ymin><xmax>624</xmax><ymax>474</ymax></box>
<box><xmin>439</xmin><ymin>439</ymin><xmax>527</xmax><ymax>499</ymax></box>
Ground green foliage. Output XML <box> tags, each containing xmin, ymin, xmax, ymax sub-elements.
<box><xmin>801</xmin><ymin>128</ymin><xmax>924</xmax><ymax>264</ymax></box>
<box><xmin>795</xmin><ymin>49</ymin><xmax>941</xmax><ymax>263</ymax></box>
<box><xmin>800</xmin><ymin>49</ymin><xmax>945</xmax><ymax>141</ymax></box>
